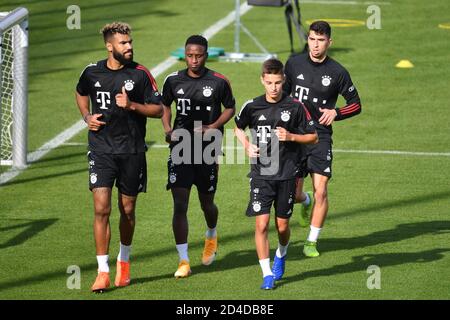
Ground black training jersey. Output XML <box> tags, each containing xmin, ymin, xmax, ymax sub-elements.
<box><xmin>235</xmin><ymin>94</ymin><xmax>316</xmax><ymax>180</ymax></box>
<box><xmin>161</xmin><ymin>68</ymin><xmax>235</xmax><ymax>135</ymax></box>
<box><xmin>76</xmin><ymin>59</ymin><xmax>161</xmax><ymax>154</ymax></box>
<box><xmin>284</xmin><ymin>53</ymin><xmax>361</xmax><ymax>139</ymax></box>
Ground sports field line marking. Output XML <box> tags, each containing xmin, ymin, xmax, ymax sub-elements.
<box><xmin>150</xmin><ymin>144</ymin><xmax>450</xmax><ymax>157</ymax></box>
<box><xmin>300</xmin><ymin>0</ymin><xmax>391</xmax><ymax>5</ymax></box>
<box><xmin>0</xmin><ymin>3</ymin><xmax>253</xmax><ymax>186</ymax></box>
<box><xmin>333</xmin><ymin>149</ymin><xmax>450</xmax><ymax>157</ymax></box>
<box><xmin>61</xmin><ymin>143</ymin><xmax>450</xmax><ymax>157</ymax></box>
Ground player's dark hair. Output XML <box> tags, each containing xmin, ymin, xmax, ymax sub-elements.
<box><xmin>261</xmin><ymin>58</ymin><xmax>284</xmax><ymax>76</ymax></box>
<box><xmin>309</xmin><ymin>20</ymin><xmax>331</xmax><ymax>38</ymax></box>
<box><xmin>101</xmin><ymin>22</ymin><xmax>131</xmax><ymax>42</ymax></box>
<box><xmin>185</xmin><ymin>35</ymin><xmax>208</xmax><ymax>51</ymax></box>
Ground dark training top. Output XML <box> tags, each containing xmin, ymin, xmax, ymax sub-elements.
<box><xmin>77</xmin><ymin>59</ymin><xmax>161</xmax><ymax>154</ymax></box>
<box><xmin>235</xmin><ymin>94</ymin><xmax>316</xmax><ymax>180</ymax></box>
<box><xmin>284</xmin><ymin>53</ymin><xmax>361</xmax><ymax>139</ymax></box>
<box><xmin>161</xmin><ymin>68</ymin><xmax>235</xmax><ymax>135</ymax></box>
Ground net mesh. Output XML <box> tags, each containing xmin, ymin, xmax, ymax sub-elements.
<box><xmin>1</xmin><ymin>28</ymin><xmax>14</xmax><ymax>165</ymax></box>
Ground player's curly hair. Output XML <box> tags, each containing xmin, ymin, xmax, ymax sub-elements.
<box><xmin>100</xmin><ymin>22</ymin><xmax>131</xmax><ymax>42</ymax></box>
<box><xmin>261</xmin><ymin>58</ymin><xmax>284</xmax><ymax>76</ymax></box>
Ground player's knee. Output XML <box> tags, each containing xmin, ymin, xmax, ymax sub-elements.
<box><xmin>200</xmin><ymin>202</ymin><xmax>217</xmax><ymax>215</ymax></box>
<box><xmin>255</xmin><ymin>220</ymin><xmax>269</xmax><ymax>234</ymax></box>
<box><xmin>120</xmin><ymin>203</ymin><xmax>135</xmax><ymax>216</ymax></box>
<box><xmin>314</xmin><ymin>188</ymin><xmax>328</xmax><ymax>203</ymax></box>
<box><xmin>173</xmin><ymin>200</ymin><xmax>189</xmax><ymax>216</ymax></box>
<box><xmin>94</xmin><ymin>205</ymin><xmax>111</xmax><ymax>218</ymax></box>
<box><xmin>118</xmin><ymin>194</ymin><xmax>137</xmax><ymax>216</ymax></box>
<box><xmin>277</xmin><ymin>222</ymin><xmax>289</xmax><ymax>234</ymax></box>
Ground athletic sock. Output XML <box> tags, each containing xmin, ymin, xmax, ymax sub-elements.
<box><xmin>259</xmin><ymin>258</ymin><xmax>273</xmax><ymax>277</ymax></box>
<box><xmin>176</xmin><ymin>243</ymin><xmax>189</xmax><ymax>263</ymax></box>
<box><xmin>96</xmin><ymin>255</ymin><xmax>109</xmax><ymax>273</ymax></box>
<box><xmin>307</xmin><ymin>225</ymin><xmax>322</xmax><ymax>242</ymax></box>
<box><xmin>118</xmin><ymin>243</ymin><xmax>131</xmax><ymax>262</ymax></box>
<box><xmin>205</xmin><ymin>227</ymin><xmax>217</xmax><ymax>239</ymax></box>
<box><xmin>276</xmin><ymin>242</ymin><xmax>289</xmax><ymax>258</ymax></box>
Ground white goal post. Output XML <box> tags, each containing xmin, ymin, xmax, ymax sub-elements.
<box><xmin>0</xmin><ymin>7</ymin><xmax>28</xmax><ymax>168</ymax></box>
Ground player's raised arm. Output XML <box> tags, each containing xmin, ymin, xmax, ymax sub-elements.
<box><xmin>127</xmin><ymin>101</ymin><xmax>163</xmax><ymax>118</ymax></box>
<box><xmin>274</xmin><ymin>126</ymin><xmax>318</xmax><ymax>144</ymax></box>
<box><xmin>116</xmin><ymin>67</ymin><xmax>164</xmax><ymax>118</ymax></box>
<box><xmin>334</xmin><ymin>70</ymin><xmax>361</xmax><ymax>121</ymax></box>
<box><xmin>75</xmin><ymin>91</ymin><xmax>106</xmax><ymax>131</ymax></box>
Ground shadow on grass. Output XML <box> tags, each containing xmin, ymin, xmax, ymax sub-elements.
<box><xmin>319</xmin><ymin>220</ymin><xmax>450</xmax><ymax>253</ymax></box>
<box><xmin>330</xmin><ymin>190</ymin><xmax>450</xmax><ymax>221</ymax></box>
<box><xmin>0</xmin><ymin>141</ymin><xmax>158</xmax><ymax>187</ymax></box>
<box><xmin>1</xmin><ymin>168</ymin><xmax>86</xmax><ymax>187</ymax></box>
<box><xmin>277</xmin><ymin>248</ymin><xmax>450</xmax><ymax>288</ymax></box>
<box><xmin>0</xmin><ymin>218</ymin><xmax>58</xmax><ymax>249</ymax></box>
<box><xmin>29</xmin><ymin>67</ymin><xmax>75</xmax><ymax>77</ymax></box>
<box><xmin>132</xmin><ymin>220</ymin><xmax>450</xmax><ymax>286</ymax></box>
<box><xmin>30</xmin><ymin>0</ymin><xmax>171</xmax><ymax>17</ymax></box>
<box><xmin>0</xmin><ymin>216</ymin><xmax>449</xmax><ymax>292</ymax></box>
<box><xmin>31</xmin><ymin>9</ymin><xmax>179</xmax><ymax>32</ymax></box>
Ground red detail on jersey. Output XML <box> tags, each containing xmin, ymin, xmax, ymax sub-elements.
<box><xmin>293</xmin><ymin>99</ymin><xmax>312</xmax><ymax>121</ymax></box>
<box><xmin>137</xmin><ymin>65</ymin><xmax>159</xmax><ymax>92</ymax></box>
<box><xmin>340</xmin><ymin>103</ymin><xmax>360</xmax><ymax>115</ymax></box>
<box><xmin>302</xmin><ymin>105</ymin><xmax>312</xmax><ymax>121</ymax></box>
<box><xmin>213</xmin><ymin>72</ymin><xmax>233</xmax><ymax>94</ymax></box>
<box><xmin>213</xmin><ymin>72</ymin><xmax>228</xmax><ymax>81</ymax></box>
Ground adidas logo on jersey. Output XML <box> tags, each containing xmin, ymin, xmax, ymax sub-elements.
<box><xmin>297</xmin><ymin>74</ymin><xmax>304</xmax><ymax>80</ymax></box>
<box><xmin>94</xmin><ymin>81</ymin><xmax>101</xmax><ymax>87</ymax></box>
<box><xmin>177</xmin><ymin>88</ymin><xmax>184</xmax><ymax>94</ymax></box>
<box><xmin>258</xmin><ymin>114</ymin><xmax>267</xmax><ymax>121</ymax></box>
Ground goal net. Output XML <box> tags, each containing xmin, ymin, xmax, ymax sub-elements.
<box><xmin>0</xmin><ymin>7</ymin><xmax>28</xmax><ymax>168</ymax></box>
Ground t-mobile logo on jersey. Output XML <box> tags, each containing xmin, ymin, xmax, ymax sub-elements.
<box><xmin>96</xmin><ymin>91</ymin><xmax>111</xmax><ymax>109</ymax></box>
<box><xmin>257</xmin><ymin>125</ymin><xmax>271</xmax><ymax>144</ymax></box>
<box><xmin>177</xmin><ymin>98</ymin><xmax>191</xmax><ymax>116</ymax></box>
<box><xmin>294</xmin><ymin>85</ymin><xmax>309</xmax><ymax>102</ymax></box>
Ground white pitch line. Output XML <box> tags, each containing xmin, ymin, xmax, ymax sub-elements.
<box><xmin>299</xmin><ymin>0</ymin><xmax>391</xmax><ymax>5</ymax></box>
<box><xmin>0</xmin><ymin>3</ymin><xmax>253</xmax><ymax>186</ymax></box>
<box><xmin>333</xmin><ymin>149</ymin><xmax>450</xmax><ymax>157</ymax></box>
<box><xmin>150</xmin><ymin>144</ymin><xmax>450</xmax><ymax>157</ymax></box>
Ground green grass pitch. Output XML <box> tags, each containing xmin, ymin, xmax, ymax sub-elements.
<box><xmin>0</xmin><ymin>0</ymin><xmax>449</xmax><ymax>300</ymax></box>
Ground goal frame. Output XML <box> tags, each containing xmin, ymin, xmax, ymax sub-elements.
<box><xmin>0</xmin><ymin>7</ymin><xmax>29</xmax><ymax>168</ymax></box>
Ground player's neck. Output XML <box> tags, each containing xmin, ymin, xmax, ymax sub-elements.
<box><xmin>265</xmin><ymin>93</ymin><xmax>282</xmax><ymax>104</ymax></box>
<box><xmin>106</xmin><ymin>56</ymin><xmax>125</xmax><ymax>70</ymax></box>
<box><xmin>308</xmin><ymin>51</ymin><xmax>327</xmax><ymax>63</ymax></box>
<box><xmin>187</xmin><ymin>67</ymin><xmax>206</xmax><ymax>78</ymax></box>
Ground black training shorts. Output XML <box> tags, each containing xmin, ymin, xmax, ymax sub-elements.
<box><xmin>246</xmin><ymin>178</ymin><xmax>296</xmax><ymax>218</ymax></box>
<box><xmin>88</xmin><ymin>151</ymin><xmax>147</xmax><ymax>196</ymax></box>
<box><xmin>302</xmin><ymin>138</ymin><xmax>333</xmax><ymax>178</ymax></box>
<box><xmin>166</xmin><ymin>154</ymin><xmax>218</xmax><ymax>194</ymax></box>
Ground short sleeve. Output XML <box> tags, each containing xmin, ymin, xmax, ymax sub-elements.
<box><xmin>76</xmin><ymin>68</ymin><xmax>90</xmax><ymax>96</ymax></box>
<box><xmin>138</xmin><ymin>66</ymin><xmax>161</xmax><ymax>105</ymax></box>
<box><xmin>161</xmin><ymin>76</ymin><xmax>174</xmax><ymax>107</ymax></box>
<box><xmin>234</xmin><ymin>100</ymin><xmax>252</xmax><ymax>130</ymax></box>
<box><xmin>220</xmin><ymin>78</ymin><xmax>236</xmax><ymax>109</ymax></box>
